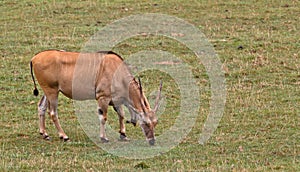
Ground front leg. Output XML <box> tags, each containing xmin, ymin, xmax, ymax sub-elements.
<box><xmin>98</xmin><ymin>107</ymin><xmax>109</xmax><ymax>142</ymax></box>
<box><xmin>98</xmin><ymin>98</ymin><xmax>109</xmax><ymax>143</ymax></box>
<box><xmin>127</xmin><ymin>107</ymin><xmax>138</xmax><ymax>126</ymax></box>
<box><xmin>113</xmin><ymin>106</ymin><xmax>129</xmax><ymax>141</ymax></box>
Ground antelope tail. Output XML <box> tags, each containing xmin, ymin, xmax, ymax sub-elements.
<box><xmin>30</xmin><ymin>61</ymin><xmax>39</xmax><ymax>96</ymax></box>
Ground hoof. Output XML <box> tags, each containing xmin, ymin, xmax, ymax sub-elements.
<box><xmin>63</xmin><ymin>137</ymin><xmax>70</xmax><ymax>142</ymax></box>
<box><xmin>101</xmin><ymin>137</ymin><xmax>109</xmax><ymax>143</ymax></box>
<box><xmin>60</xmin><ymin>136</ymin><xmax>70</xmax><ymax>142</ymax></box>
<box><xmin>44</xmin><ymin>135</ymin><xmax>51</xmax><ymax>141</ymax></box>
<box><xmin>120</xmin><ymin>137</ymin><xmax>130</xmax><ymax>141</ymax></box>
<box><xmin>40</xmin><ymin>133</ymin><xmax>51</xmax><ymax>140</ymax></box>
<box><xmin>120</xmin><ymin>133</ymin><xmax>130</xmax><ymax>141</ymax></box>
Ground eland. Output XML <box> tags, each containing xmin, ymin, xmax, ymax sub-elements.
<box><xmin>30</xmin><ymin>50</ymin><xmax>162</xmax><ymax>145</ymax></box>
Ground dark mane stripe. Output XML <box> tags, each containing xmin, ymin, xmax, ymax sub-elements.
<box><xmin>34</xmin><ymin>50</ymin><xmax>123</xmax><ymax>60</ymax></box>
<box><xmin>97</xmin><ymin>51</ymin><xmax>123</xmax><ymax>60</ymax></box>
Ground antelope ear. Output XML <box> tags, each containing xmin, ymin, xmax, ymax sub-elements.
<box><xmin>153</xmin><ymin>80</ymin><xmax>163</xmax><ymax>113</ymax></box>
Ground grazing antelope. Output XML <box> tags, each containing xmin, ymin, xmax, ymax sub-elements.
<box><xmin>30</xmin><ymin>50</ymin><xmax>162</xmax><ymax>145</ymax></box>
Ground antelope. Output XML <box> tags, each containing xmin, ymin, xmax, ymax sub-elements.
<box><xmin>30</xmin><ymin>50</ymin><xmax>162</xmax><ymax>145</ymax></box>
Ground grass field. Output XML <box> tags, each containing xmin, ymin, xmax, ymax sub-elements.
<box><xmin>1</xmin><ymin>0</ymin><xmax>299</xmax><ymax>171</ymax></box>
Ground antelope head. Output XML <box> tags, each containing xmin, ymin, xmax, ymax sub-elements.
<box><xmin>138</xmin><ymin>78</ymin><xmax>162</xmax><ymax>146</ymax></box>
<box><xmin>128</xmin><ymin>78</ymin><xmax>162</xmax><ymax>145</ymax></box>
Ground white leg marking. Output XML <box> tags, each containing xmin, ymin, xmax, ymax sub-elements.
<box><xmin>99</xmin><ymin>114</ymin><xmax>105</xmax><ymax>137</ymax></box>
<box><xmin>38</xmin><ymin>96</ymin><xmax>49</xmax><ymax>139</ymax></box>
<box><xmin>99</xmin><ymin>114</ymin><xmax>108</xmax><ymax>142</ymax></box>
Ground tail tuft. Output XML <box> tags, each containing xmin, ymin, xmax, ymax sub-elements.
<box><xmin>30</xmin><ymin>61</ymin><xmax>39</xmax><ymax>97</ymax></box>
<box><xmin>33</xmin><ymin>88</ymin><xmax>39</xmax><ymax>96</ymax></box>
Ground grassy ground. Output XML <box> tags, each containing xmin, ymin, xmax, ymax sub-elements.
<box><xmin>1</xmin><ymin>0</ymin><xmax>299</xmax><ymax>171</ymax></box>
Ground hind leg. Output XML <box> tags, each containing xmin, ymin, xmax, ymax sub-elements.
<box><xmin>46</xmin><ymin>90</ymin><xmax>69</xmax><ymax>141</ymax></box>
<box><xmin>38</xmin><ymin>95</ymin><xmax>50</xmax><ymax>140</ymax></box>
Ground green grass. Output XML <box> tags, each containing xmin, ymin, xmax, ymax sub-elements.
<box><xmin>1</xmin><ymin>0</ymin><xmax>299</xmax><ymax>171</ymax></box>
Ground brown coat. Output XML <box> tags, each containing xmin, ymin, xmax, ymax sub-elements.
<box><xmin>30</xmin><ymin>50</ymin><xmax>160</xmax><ymax>145</ymax></box>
